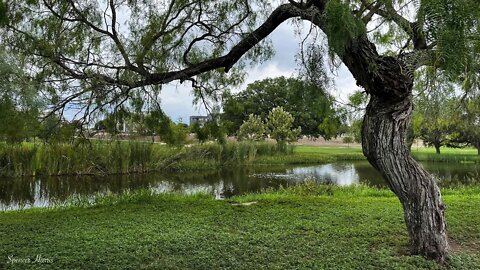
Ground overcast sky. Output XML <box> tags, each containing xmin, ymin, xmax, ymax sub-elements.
<box><xmin>61</xmin><ymin>15</ymin><xmax>359</xmax><ymax>124</ymax></box>
<box><xmin>159</xmin><ymin>20</ymin><xmax>358</xmax><ymax>124</ymax></box>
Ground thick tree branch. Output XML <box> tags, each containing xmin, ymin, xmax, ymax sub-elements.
<box><xmin>360</xmin><ymin>0</ymin><xmax>428</xmax><ymax>50</ymax></box>
<box><xmin>19</xmin><ymin>3</ymin><xmax>306</xmax><ymax>90</ymax></box>
<box><xmin>141</xmin><ymin>3</ymin><xmax>306</xmax><ymax>85</ymax></box>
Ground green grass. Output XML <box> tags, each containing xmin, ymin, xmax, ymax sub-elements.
<box><xmin>286</xmin><ymin>146</ymin><xmax>480</xmax><ymax>164</ymax></box>
<box><xmin>409</xmin><ymin>147</ymin><xmax>480</xmax><ymax>163</ymax></box>
<box><xmin>0</xmin><ymin>142</ymin><xmax>478</xmax><ymax>177</ymax></box>
<box><xmin>0</xmin><ymin>185</ymin><xmax>479</xmax><ymax>269</ymax></box>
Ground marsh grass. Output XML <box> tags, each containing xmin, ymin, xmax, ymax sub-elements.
<box><xmin>1</xmin><ymin>141</ymin><xmax>477</xmax><ymax>177</ymax></box>
<box><xmin>20</xmin><ymin>182</ymin><xmax>480</xmax><ymax>211</ymax></box>
<box><xmin>0</xmin><ymin>141</ymin><xmax>287</xmax><ymax>177</ymax></box>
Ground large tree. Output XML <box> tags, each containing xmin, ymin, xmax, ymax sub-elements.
<box><xmin>2</xmin><ymin>0</ymin><xmax>480</xmax><ymax>262</ymax></box>
<box><xmin>222</xmin><ymin>76</ymin><xmax>342</xmax><ymax>139</ymax></box>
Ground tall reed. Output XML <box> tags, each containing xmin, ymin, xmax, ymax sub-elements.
<box><xmin>0</xmin><ymin>141</ymin><xmax>285</xmax><ymax>177</ymax></box>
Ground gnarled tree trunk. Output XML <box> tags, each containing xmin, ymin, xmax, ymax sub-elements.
<box><xmin>339</xmin><ymin>38</ymin><xmax>449</xmax><ymax>263</ymax></box>
<box><xmin>362</xmin><ymin>94</ymin><xmax>449</xmax><ymax>263</ymax></box>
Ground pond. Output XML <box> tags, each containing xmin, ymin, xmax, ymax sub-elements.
<box><xmin>0</xmin><ymin>161</ymin><xmax>478</xmax><ymax>210</ymax></box>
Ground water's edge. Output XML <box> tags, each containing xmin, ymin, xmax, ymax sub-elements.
<box><xmin>1</xmin><ymin>161</ymin><xmax>478</xmax><ymax>210</ymax></box>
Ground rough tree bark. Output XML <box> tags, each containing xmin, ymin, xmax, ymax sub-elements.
<box><xmin>340</xmin><ymin>38</ymin><xmax>449</xmax><ymax>263</ymax></box>
<box><xmin>362</xmin><ymin>94</ymin><xmax>449</xmax><ymax>263</ymax></box>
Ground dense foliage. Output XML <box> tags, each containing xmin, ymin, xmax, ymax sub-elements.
<box><xmin>237</xmin><ymin>114</ymin><xmax>267</xmax><ymax>142</ymax></box>
<box><xmin>0</xmin><ymin>49</ymin><xmax>41</xmax><ymax>143</ymax></box>
<box><xmin>412</xmin><ymin>70</ymin><xmax>459</xmax><ymax>154</ymax></box>
<box><xmin>266</xmin><ymin>106</ymin><xmax>302</xmax><ymax>147</ymax></box>
<box><xmin>222</xmin><ymin>77</ymin><xmax>343</xmax><ymax>139</ymax></box>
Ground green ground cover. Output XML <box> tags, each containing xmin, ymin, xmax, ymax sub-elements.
<box><xmin>0</xmin><ymin>185</ymin><xmax>478</xmax><ymax>269</ymax></box>
<box><xmin>287</xmin><ymin>146</ymin><xmax>480</xmax><ymax>164</ymax></box>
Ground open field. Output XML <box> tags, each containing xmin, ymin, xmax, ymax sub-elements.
<box><xmin>294</xmin><ymin>145</ymin><xmax>479</xmax><ymax>156</ymax></box>
<box><xmin>254</xmin><ymin>145</ymin><xmax>480</xmax><ymax>165</ymax></box>
<box><xmin>1</xmin><ymin>185</ymin><xmax>479</xmax><ymax>269</ymax></box>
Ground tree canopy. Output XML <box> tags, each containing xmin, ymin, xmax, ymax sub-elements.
<box><xmin>222</xmin><ymin>76</ymin><xmax>342</xmax><ymax>139</ymax></box>
<box><xmin>1</xmin><ymin>0</ymin><xmax>477</xmax><ymax>121</ymax></box>
<box><xmin>266</xmin><ymin>106</ymin><xmax>302</xmax><ymax>146</ymax></box>
<box><xmin>0</xmin><ymin>48</ymin><xmax>42</xmax><ymax>143</ymax></box>
<box><xmin>237</xmin><ymin>114</ymin><xmax>267</xmax><ymax>141</ymax></box>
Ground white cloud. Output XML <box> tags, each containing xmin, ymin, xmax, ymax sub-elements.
<box><xmin>160</xmin><ymin>83</ymin><xmax>208</xmax><ymax>124</ymax></box>
<box><xmin>332</xmin><ymin>65</ymin><xmax>359</xmax><ymax>103</ymax></box>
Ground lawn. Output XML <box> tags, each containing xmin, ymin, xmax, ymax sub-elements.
<box><xmin>287</xmin><ymin>146</ymin><xmax>480</xmax><ymax>164</ymax></box>
<box><xmin>1</xmin><ymin>186</ymin><xmax>479</xmax><ymax>269</ymax></box>
<box><xmin>294</xmin><ymin>145</ymin><xmax>479</xmax><ymax>156</ymax></box>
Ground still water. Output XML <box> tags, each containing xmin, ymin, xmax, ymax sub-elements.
<box><xmin>0</xmin><ymin>161</ymin><xmax>478</xmax><ymax>210</ymax></box>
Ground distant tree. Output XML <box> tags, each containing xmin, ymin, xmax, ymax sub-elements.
<box><xmin>134</xmin><ymin>112</ymin><xmax>190</xmax><ymax>146</ymax></box>
<box><xmin>450</xmin><ymin>52</ymin><xmax>480</xmax><ymax>155</ymax></box>
<box><xmin>0</xmin><ymin>98</ymin><xmax>30</xmax><ymax>143</ymax></box>
<box><xmin>317</xmin><ymin>115</ymin><xmax>345</xmax><ymax>141</ymax></box>
<box><xmin>237</xmin><ymin>114</ymin><xmax>267</xmax><ymax>141</ymax></box>
<box><xmin>450</xmin><ymin>97</ymin><xmax>480</xmax><ymax>155</ymax></box>
<box><xmin>349</xmin><ymin>119</ymin><xmax>363</xmax><ymax>144</ymax></box>
<box><xmin>342</xmin><ymin>136</ymin><xmax>354</xmax><ymax>148</ymax></box>
<box><xmin>37</xmin><ymin>115</ymin><xmax>80</xmax><ymax>143</ymax></box>
<box><xmin>159</xmin><ymin>120</ymin><xmax>189</xmax><ymax>146</ymax></box>
<box><xmin>191</xmin><ymin>122</ymin><xmax>210</xmax><ymax>143</ymax></box>
<box><xmin>140</xmin><ymin>110</ymin><xmax>165</xmax><ymax>140</ymax></box>
<box><xmin>191</xmin><ymin>118</ymin><xmax>227</xmax><ymax>144</ymax></box>
<box><xmin>222</xmin><ymin>77</ymin><xmax>342</xmax><ymax>139</ymax></box>
<box><xmin>266</xmin><ymin>107</ymin><xmax>301</xmax><ymax>150</ymax></box>
<box><xmin>413</xmin><ymin>69</ymin><xmax>458</xmax><ymax>154</ymax></box>
<box><xmin>344</xmin><ymin>91</ymin><xmax>368</xmax><ymax>145</ymax></box>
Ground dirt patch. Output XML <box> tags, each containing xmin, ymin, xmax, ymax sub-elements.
<box><xmin>449</xmin><ymin>237</ymin><xmax>480</xmax><ymax>254</ymax></box>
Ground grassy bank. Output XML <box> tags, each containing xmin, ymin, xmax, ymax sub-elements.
<box><xmin>0</xmin><ymin>142</ymin><xmax>478</xmax><ymax>177</ymax></box>
<box><xmin>0</xmin><ymin>185</ymin><xmax>479</xmax><ymax>269</ymax></box>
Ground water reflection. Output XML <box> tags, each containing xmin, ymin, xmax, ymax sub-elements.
<box><xmin>0</xmin><ymin>161</ymin><xmax>478</xmax><ymax>210</ymax></box>
<box><xmin>289</xmin><ymin>164</ymin><xmax>360</xmax><ymax>186</ymax></box>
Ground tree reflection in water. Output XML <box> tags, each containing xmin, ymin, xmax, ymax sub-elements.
<box><xmin>0</xmin><ymin>161</ymin><xmax>477</xmax><ymax>210</ymax></box>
